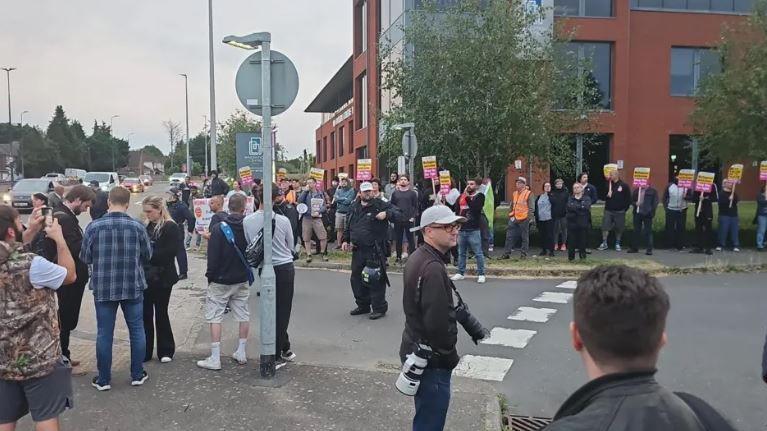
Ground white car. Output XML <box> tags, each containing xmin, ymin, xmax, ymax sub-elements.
<box><xmin>84</xmin><ymin>172</ymin><xmax>120</xmax><ymax>192</ymax></box>
<box><xmin>169</xmin><ymin>172</ymin><xmax>187</xmax><ymax>185</ymax></box>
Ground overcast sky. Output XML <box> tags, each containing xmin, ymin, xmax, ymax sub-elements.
<box><xmin>0</xmin><ymin>0</ymin><xmax>351</xmax><ymax>159</ymax></box>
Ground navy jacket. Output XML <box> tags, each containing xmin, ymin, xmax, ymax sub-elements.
<box><xmin>168</xmin><ymin>201</ymin><xmax>196</xmax><ymax>234</ymax></box>
<box><xmin>206</xmin><ymin>213</ymin><xmax>249</xmax><ymax>285</ymax></box>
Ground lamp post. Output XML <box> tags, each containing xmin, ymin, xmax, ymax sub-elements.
<box><xmin>392</xmin><ymin>122</ymin><xmax>416</xmax><ymax>180</ymax></box>
<box><xmin>208</xmin><ymin>0</ymin><xmax>218</xmax><ymax>173</ymax></box>
<box><xmin>180</xmin><ymin>74</ymin><xmax>191</xmax><ymax>176</ymax></box>
<box><xmin>2</xmin><ymin>67</ymin><xmax>16</xmax><ymax>125</ymax></box>
<box><xmin>110</xmin><ymin>115</ymin><xmax>119</xmax><ymax>171</ymax></box>
<box><xmin>203</xmin><ymin>115</ymin><xmax>209</xmax><ymax>176</ymax></box>
<box><xmin>19</xmin><ymin>110</ymin><xmax>28</xmax><ymax>126</ymax></box>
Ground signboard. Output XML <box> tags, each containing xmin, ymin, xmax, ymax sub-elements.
<box><xmin>695</xmin><ymin>172</ymin><xmax>715</xmax><ymax>193</ymax></box>
<box><xmin>727</xmin><ymin>163</ymin><xmax>744</xmax><ymax>184</ymax></box>
<box><xmin>514</xmin><ymin>160</ymin><xmax>522</xmax><ymax>170</ymax></box>
<box><xmin>632</xmin><ymin>167</ymin><xmax>651</xmax><ymax>188</ymax></box>
<box><xmin>677</xmin><ymin>169</ymin><xmax>695</xmax><ymax>189</ymax></box>
<box><xmin>357</xmin><ymin>158</ymin><xmax>372</xmax><ymax>181</ymax></box>
<box><xmin>235</xmin><ymin>133</ymin><xmax>264</xmax><ymax>181</ymax></box>
<box><xmin>761</xmin><ymin>161</ymin><xmax>767</xmax><ymax>181</ymax></box>
<box><xmin>310</xmin><ymin>198</ymin><xmax>324</xmax><ymax>216</ymax></box>
<box><xmin>422</xmin><ymin>156</ymin><xmax>438</xmax><ymax>179</ymax></box>
<box><xmin>603</xmin><ymin>163</ymin><xmax>618</xmax><ymax>179</ymax></box>
<box><xmin>338</xmin><ymin>172</ymin><xmax>349</xmax><ymax>180</ymax></box>
<box><xmin>238</xmin><ymin>166</ymin><xmax>253</xmax><ymax>185</ymax></box>
<box><xmin>397</xmin><ymin>156</ymin><xmax>407</xmax><ymax>176</ymax></box>
<box><xmin>192</xmin><ymin>197</ymin><xmax>256</xmax><ymax>233</ymax></box>
<box><xmin>234</xmin><ymin>49</ymin><xmax>299</xmax><ymax>117</ymax></box>
<box><xmin>310</xmin><ymin>167</ymin><xmax>325</xmax><ymax>182</ymax></box>
<box><xmin>277</xmin><ymin>168</ymin><xmax>287</xmax><ymax>181</ymax></box>
<box><xmin>439</xmin><ymin>170</ymin><xmax>451</xmax><ymax>195</ymax></box>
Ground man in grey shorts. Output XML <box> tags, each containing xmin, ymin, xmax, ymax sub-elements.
<box><xmin>0</xmin><ymin>205</ymin><xmax>77</xmax><ymax>431</ymax></box>
<box><xmin>598</xmin><ymin>170</ymin><xmax>632</xmax><ymax>251</ymax></box>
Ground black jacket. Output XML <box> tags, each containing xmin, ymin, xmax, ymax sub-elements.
<box><xmin>90</xmin><ymin>189</ymin><xmax>109</xmax><ymax>220</ymax></box>
<box><xmin>206</xmin><ymin>213</ymin><xmax>249</xmax><ymax>285</ymax></box>
<box><xmin>343</xmin><ymin>198</ymin><xmax>401</xmax><ymax>248</ymax></box>
<box><xmin>566</xmin><ymin>195</ymin><xmax>592</xmax><ymax>229</ymax></box>
<box><xmin>717</xmin><ymin>189</ymin><xmax>739</xmax><ymax>217</ymax></box>
<box><xmin>391</xmin><ymin>188</ymin><xmax>419</xmax><ymax>221</ymax></box>
<box><xmin>210</xmin><ymin>177</ymin><xmax>229</xmax><ymax>197</ymax></box>
<box><xmin>583</xmin><ymin>183</ymin><xmax>599</xmax><ymax>205</ymax></box>
<box><xmin>631</xmin><ymin>187</ymin><xmax>659</xmax><ymax>218</ymax></box>
<box><xmin>605</xmin><ymin>180</ymin><xmax>631</xmax><ymax>212</ymax></box>
<box><xmin>550</xmin><ymin>187</ymin><xmax>570</xmax><ymax>219</ymax></box>
<box><xmin>274</xmin><ymin>202</ymin><xmax>300</xmax><ymax>246</ymax></box>
<box><xmin>546</xmin><ymin>370</ymin><xmax>730</xmax><ymax>431</ymax></box>
<box><xmin>458</xmin><ymin>192</ymin><xmax>485</xmax><ymax>231</ymax></box>
<box><xmin>691</xmin><ymin>184</ymin><xmax>718</xmax><ymax>221</ymax></box>
<box><xmin>41</xmin><ymin>204</ymin><xmax>89</xmax><ymax>281</ymax></box>
<box><xmin>168</xmin><ymin>201</ymin><xmax>196</xmax><ymax>234</ymax></box>
<box><xmin>145</xmin><ymin>221</ymin><xmax>180</xmax><ymax>289</ymax></box>
<box><xmin>400</xmin><ymin>243</ymin><xmax>459</xmax><ymax>370</ymax></box>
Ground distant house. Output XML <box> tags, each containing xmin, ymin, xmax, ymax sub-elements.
<box><xmin>121</xmin><ymin>149</ymin><xmax>165</xmax><ymax>176</ymax></box>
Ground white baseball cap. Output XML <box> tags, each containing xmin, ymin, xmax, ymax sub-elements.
<box><xmin>410</xmin><ymin>204</ymin><xmax>466</xmax><ymax>232</ymax></box>
<box><xmin>360</xmin><ymin>182</ymin><xmax>373</xmax><ymax>192</ymax></box>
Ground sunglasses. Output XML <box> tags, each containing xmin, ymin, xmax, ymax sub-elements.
<box><xmin>428</xmin><ymin>223</ymin><xmax>461</xmax><ymax>232</ymax></box>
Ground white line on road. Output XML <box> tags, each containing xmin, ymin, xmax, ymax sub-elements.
<box><xmin>508</xmin><ymin>306</ymin><xmax>557</xmax><ymax>323</ymax></box>
<box><xmin>453</xmin><ymin>355</ymin><xmax>514</xmax><ymax>382</ymax></box>
<box><xmin>532</xmin><ymin>291</ymin><xmax>573</xmax><ymax>304</ymax></box>
<box><xmin>480</xmin><ymin>328</ymin><xmax>537</xmax><ymax>348</ymax></box>
<box><xmin>556</xmin><ymin>280</ymin><xmax>578</xmax><ymax>289</ymax></box>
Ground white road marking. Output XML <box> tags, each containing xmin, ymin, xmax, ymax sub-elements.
<box><xmin>453</xmin><ymin>355</ymin><xmax>514</xmax><ymax>382</ymax></box>
<box><xmin>508</xmin><ymin>306</ymin><xmax>557</xmax><ymax>323</ymax></box>
<box><xmin>556</xmin><ymin>280</ymin><xmax>578</xmax><ymax>289</ymax></box>
<box><xmin>532</xmin><ymin>291</ymin><xmax>573</xmax><ymax>304</ymax></box>
<box><xmin>480</xmin><ymin>328</ymin><xmax>537</xmax><ymax>348</ymax></box>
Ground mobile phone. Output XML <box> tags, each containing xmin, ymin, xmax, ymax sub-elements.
<box><xmin>41</xmin><ymin>207</ymin><xmax>53</xmax><ymax>227</ymax></box>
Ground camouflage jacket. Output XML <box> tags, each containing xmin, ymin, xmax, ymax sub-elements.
<box><xmin>0</xmin><ymin>241</ymin><xmax>61</xmax><ymax>380</ymax></box>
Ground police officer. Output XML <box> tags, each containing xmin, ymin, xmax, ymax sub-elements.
<box><xmin>167</xmin><ymin>188</ymin><xmax>195</xmax><ymax>280</ymax></box>
<box><xmin>341</xmin><ymin>181</ymin><xmax>401</xmax><ymax>320</ymax></box>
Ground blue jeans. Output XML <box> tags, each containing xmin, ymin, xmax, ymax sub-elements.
<box><xmin>717</xmin><ymin>215</ymin><xmax>740</xmax><ymax>248</ymax></box>
<box><xmin>458</xmin><ymin>229</ymin><xmax>485</xmax><ymax>276</ymax></box>
<box><xmin>413</xmin><ymin>368</ymin><xmax>452</xmax><ymax>431</ymax></box>
<box><xmin>757</xmin><ymin>215</ymin><xmax>767</xmax><ymax>249</ymax></box>
<box><xmin>95</xmin><ymin>298</ymin><xmax>146</xmax><ymax>384</ymax></box>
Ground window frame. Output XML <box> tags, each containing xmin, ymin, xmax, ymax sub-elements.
<box><xmin>554</xmin><ymin>0</ymin><xmax>613</xmax><ymax>17</ymax></box>
<box><xmin>670</xmin><ymin>46</ymin><xmax>720</xmax><ymax>97</ymax></box>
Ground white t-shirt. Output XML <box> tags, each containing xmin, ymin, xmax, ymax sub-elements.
<box><xmin>29</xmin><ymin>256</ymin><xmax>68</xmax><ymax>290</ymax></box>
<box><xmin>226</xmin><ymin>190</ymin><xmax>247</xmax><ymax>199</ymax></box>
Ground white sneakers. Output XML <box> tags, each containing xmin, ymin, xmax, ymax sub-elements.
<box><xmin>232</xmin><ymin>350</ymin><xmax>248</xmax><ymax>365</ymax></box>
<box><xmin>450</xmin><ymin>274</ymin><xmax>465</xmax><ymax>281</ymax></box>
<box><xmin>477</xmin><ymin>276</ymin><xmax>486</xmax><ymax>284</ymax></box>
<box><xmin>733</xmin><ymin>247</ymin><xmax>741</xmax><ymax>252</ymax></box>
<box><xmin>160</xmin><ymin>357</ymin><xmax>172</xmax><ymax>364</ymax></box>
<box><xmin>196</xmin><ymin>356</ymin><xmax>222</xmax><ymax>371</ymax></box>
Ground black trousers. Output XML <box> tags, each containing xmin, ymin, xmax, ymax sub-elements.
<box><xmin>275</xmin><ymin>263</ymin><xmax>295</xmax><ymax>355</ymax></box>
<box><xmin>567</xmin><ymin>226</ymin><xmax>588</xmax><ymax>260</ymax></box>
<box><xmin>538</xmin><ymin>220</ymin><xmax>555</xmax><ymax>253</ymax></box>
<box><xmin>694</xmin><ymin>216</ymin><xmax>714</xmax><ymax>252</ymax></box>
<box><xmin>632</xmin><ymin>214</ymin><xmax>654</xmax><ymax>251</ymax></box>
<box><xmin>394</xmin><ymin>222</ymin><xmax>415</xmax><ymax>259</ymax></box>
<box><xmin>665</xmin><ymin>209</ymin><xmax>686</xmax><ymax>249</ymax></box>
<box><xmin>143</xmin><ymin>286</ymin><xmax>175</xmax><ymax>361</ymax></box>
<box><xmin>57</xmin><ymin>270</ymin><xmax>88</xmax><ymax>360</ymax></box>
<box><xmin>350</xmin><ymin>246</ymin><xmax>388</xmax><ymax>313</ymax></box>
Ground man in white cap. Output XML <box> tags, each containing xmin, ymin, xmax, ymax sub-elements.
<box><xmin>341</xmin><ymin>181</ymin><xmax>401</xmax><ymax>320</ymax></box>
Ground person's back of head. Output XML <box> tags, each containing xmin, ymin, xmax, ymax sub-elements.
<box><xmin>108</xmin><ymin>186</ymin><xmax>131</xmax><ymax>211</ymax></box>
<box><xmin>65</xmin><ymin>185</ymin><xmax>96</xmax><ymax>204</ymax></box>
<box><xmin>228</xmin><ymin>193</ymin><xmax>246</xmax><ymax>214</ymax></box>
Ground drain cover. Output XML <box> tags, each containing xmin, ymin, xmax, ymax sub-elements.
<box><xmin>507</xmin><ymin>415</ymin><xmax>552</xmax><ymax>431</ymax></box>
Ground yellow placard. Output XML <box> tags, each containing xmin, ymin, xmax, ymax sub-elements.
<box><xmin>727</xmin><ymin>164</ymin><xmax>743</xmax><ymax>182</ymax></box>
<box><xmin>632</xmin><ymin>167</ymin><xmax>651</xmax><ymax>187</ymax></box>
<box><xmin>760</xmin><ymin>161</ymin><xmax>767</xmax><ymax>181</ymax></box>
<box><xmin>695</xmin><ymin>171</ymin><xmax>715</xmax><ymax>193</ymax></box>
<box><xmin>422</xmin><ymin>156</ymin><xmax>438</xmax><ymax>179</ymax></box>
<box><xmin>310</xmin><ymin>167</ymin><xmax>325</xmax><ymax>182</ymax></box>
<box><xmin>338</xmin><ymin>172</ymin><xmax>349</xmax><ymax>180</ymax></box>
<box><xmin>603</xmin><ymin>163</ymin><xmax>618</xmax><ymax>179</ymax></box>
<box><xmin>356</xmin><ymin>159</ymin><xmax>372</xmax><ymax>181</ymax></box>
<box><xmin>277</xmin><ymin>168</ymin><xmax>287</xmax><ymax>180</ymax></box>
<box><xmin>677</xmin><ymin>169</ymin><xmax>695</xmax><ymax>188</ymax></box>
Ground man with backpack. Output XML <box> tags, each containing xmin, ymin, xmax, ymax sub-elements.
<box><xmin>197</xmin><ymin>194</ymin><xmax>253</xmax><ymax>371</ymax></box>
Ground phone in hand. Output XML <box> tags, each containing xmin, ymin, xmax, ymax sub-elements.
<box><xmin>41</xmin><ymin>207</ymin><xmax>53</xmax><ymax>227</ymax></box>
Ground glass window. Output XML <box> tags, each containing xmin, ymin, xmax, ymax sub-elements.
<box><xmin>556</xmin><ymin>42</ymin><xmax>613</xmax><ymax>109</ymax></box>
<box><xmin>339</xmin><ymin>126</ymin><xmax>345</xmax><ymax>156</ymax></box>
<box><xmin>362</xmin><ymin>1</ymin><xmax>367</xmax><ymax>52</ymax></box>
<box><xmin>348</xmin><ymin>122</ymin><xmax>354</xmax><ymax>153</ymax></box>
<box><xmin>734</xmin><ymin>0</ymin><xmax>754</xmax><ymax>11</ymax></box>
<box><xmin>662</xmin><ymin>0</ymin><xmax>686</xmax><ymax>8</ymax></box>
<box><xmin>670</xmin><ymin>48</ymin><xmax>695</xmax><ymax>96</ymax></box>
<box><xmin>554</xmin><ymin>0</ymin><xmax>579</xmax><ymax>15</ymax></box>
<box><xmin>637</xmin><ymin>0</ymin><xmax>662</xmax><ymax>6</ymax></box>
<box><xmin>585</xmin><ymin>0</ymin><xmax>612</xmax><ymax>16</ymax></box>
<box><xmin>711</xmin><ymin>0</ymin><xmax>734</xmax><ymax>10</ymax></box>
<box><xmin>391</xmin><ymin>0</ymin><xmax>404</xmax><ymax>23</ymax></box>
<box><xmin>361</xmin><ymin>73</ymin><xmax>368</xmax><ymax>129</ymax></box>
<box><xmin>687</xmin><ymin>0</ymin><xmax>711</xmax><ymax>10</ymax></box>
<box><xmin>323</xmin><ymin>137</ymin><xmax>328</xmax><ymax>162</ymax></box>
<box><xmin>330</xmin><ymin>132</ymin><xmax>335</xmax><ymax>159</ymax></box>
<box><xmin>381</xmin><ymin>0</ymin><xmax>390</xmax><ymax>32</ymax></box>
<box><xmin>699</xmin><ymin>49</ymin><xmax>722</xmax><ymax>77</ymax></box>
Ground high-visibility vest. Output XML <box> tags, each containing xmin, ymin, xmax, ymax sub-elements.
<box><xmin>285</xmin><ymin>189</ymin><xmax>297</xmax><ymax>204</ymax></box>
<box><xmin>510</xmin><ymin>190</ymin><xmax>531</xmax><ymax>221</ymax></box>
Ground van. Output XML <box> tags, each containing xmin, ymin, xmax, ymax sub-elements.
<box><xmin>84</xmin><ymin>172</ymin><xmax>120</xmax><ymax>192</ymax></box>
<box><xmin>64</xmin><ymin>168</ymin><xmax>87</xmax><ymax>183</ymax></box>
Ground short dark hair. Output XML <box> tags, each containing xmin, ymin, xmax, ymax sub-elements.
<box><xmin>399</xmin><ymin>174</ymin><xmax>410</xmax><ymax>181</ymax></box>
<box><xmin>468</xmin><ymin>177</ymin><xmax>481</xmax><ymax>186</ymax></box>
<box><xmin>578</xmin><ymin>172</ymin><xmax>589</xmax><ymax>182</ymax></box>
<box><xmin>370</xmin><ymin>178</ymin><xmax>382</xmax><ymax>189</ymax></box>
<box><xmin>574</xmin><ymin>265</ymin><xmax>669</xmax><ymax>367</ymax></box>
<box><xmin>65</xmin><ymin>185</ymin><xmax>96</xmax><ymax>203</ymax></box>
<box><xmin>108</xmin><ymin>187</ymin><xmax>131</xmax><ymax>206</ymax></box>
<box><xmin>0</xmin><ymin>205</ymin><xmax>20</xmax><ymax>238</ymax></box>
<box><xmin>228</xmin><ymin>193</ymin><xmax>246</xmax><ymax>213</ymax></box>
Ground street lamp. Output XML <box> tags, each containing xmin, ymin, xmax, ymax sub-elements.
<box><xmin>19</xmin><ymin>110</ymin><xmax>28</xmax><ymax>126</ymax></box>
<box><xmin>2</xmin><ymin>67</ymin><xmax>16</xmax><ymax>125</ymax></box>
<box><xmin>110</xmin><ymin>115</ymin><xmax>119</xmax><ymax>171</ymax></box>
<box><xmin>392</xmin><ymin>123</ymin><xmax>416</xmax><ymax>180</ymax></box>
<box><xmin>203</xmin><ymin>115</ymin><xmax>209</xmax><ymax>176</ymax></box>
<box><xmin>180</xmin><ymin>74</ymin><xmax>191</xmax><ymax>176</ymax></box>
<box><xmin>208</xmin><ymin>0</ymin><xmax>218</xmax><ymax>173</ymax></box>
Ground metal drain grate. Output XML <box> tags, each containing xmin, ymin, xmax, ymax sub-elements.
<box><xmin>507</xmin><ymin>415</ymin><xmax>552</xmax><ymax>431</ymax></box>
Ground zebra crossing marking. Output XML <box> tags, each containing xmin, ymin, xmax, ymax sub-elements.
<box><xmin>453</xmin><ymin>355</ymin><xmax>514</xmax><ymax>382</ymax></box>
<box><xmin>556</xmin><ymin>280</ymin><xmax>578</xmax><ymax>289</ymax></box>
<box><xmin>480</xmin><ymin>328</ymin><xmax>537</xmax><ymax>348</ymax></box>
<box><xmin>532</xmin><ymin>291</ymin><xmax>573</xmax><ymax>304</ymax></box>
<box><xmin>508</xmin><ymin>306</ymin><xmax>557</xmax><ymax>323</ymax></box>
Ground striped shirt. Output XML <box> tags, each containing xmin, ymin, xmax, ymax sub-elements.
<box><xmin>80</xmin><ymin>212</ymin><xmax>152</xmax><ymax>301</ymax></box>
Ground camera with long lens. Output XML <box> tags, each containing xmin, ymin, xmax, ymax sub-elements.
<box><xmin>455</xmin><ymin>302</ymin><xmax>490</xmax><ymax>344</ymax></box>
<box><xmin>395</xmin><ymin>344</ymin><xmax>433</xmax><ymax>396</ymax></box>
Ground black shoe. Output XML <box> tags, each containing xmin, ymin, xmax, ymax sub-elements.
<box><xmin>538</xmin><ymin>251</ymin><xmax>547</xmax><ymax>256</ymax></box>
<box><xmin>178</xmin><ymin>273</ymin><xmax>188</xmax><ymax>280</ymax></box>
<box><xmin>349</xmin><ymin>307</ymin><xmax>371</xmax><ymax>316</ymax></box>
<box><xmin>369</xmin><ymin>312</ymin><xmax>386</xmax><ymax>320</ymax></box>
<box><xmin>627</xmin><ymin>249</ymin><xmax>639</xmax><ymax>254</ymax></box>
<box><xmin>92</xmin><ymin>377</ymin><xmax>111</xmax><ymax>391</ymax></box>
<box><xmin>705</xmin><ymin>249</ymin><xmax>713</xmax><ymax>255</ymax></box>
<box><xmin>394</xmin><ymin>258</ymin><xmax>402</xmax><ymax>265</ymax></box>
<box><xmin>500</xmin><ymin>254</ymin><xmax>510</xmax><ymax>260</ymax></box>
<box><xmin>645</xmin><ymin>250</ymin><xmax>653</xmax><ymax>256</ymax></box>
<box><xmin>275</xmin><ymin>358</ymin><xmax>288</xmax><ymax>370</ymax></box>
<box><xmin>548</xmin><ymin>251</ymin><xmax>555</xmax><ymax>257</ymax></box>
<box><xmin>131</xmin><ymin>370</ymin><xmax>149</xmax><ymax>386</ymax></box>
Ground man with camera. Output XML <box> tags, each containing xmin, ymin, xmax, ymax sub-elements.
<box><xmin>401</xmin><ymin>205</ymin><xmax>490</xmax><ymax>431</ymax></box>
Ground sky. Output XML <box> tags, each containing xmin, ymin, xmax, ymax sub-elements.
<box><xmin>0</xmin><ymin>0</ymin><xmax>351</xmax><ymax>160</ymax></box>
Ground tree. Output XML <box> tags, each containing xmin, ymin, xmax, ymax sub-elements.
<box><xmin>141</xmin><ymin>145</ymin><xmax>165</xmax><ymax>159</ymax></box>
<box><xmin>218</xmin><ymin>110</ymin><xmax>262</xmax><ymax>175</ymax></box>
<box><xmin>379</xmin><ymin>0</ymin><xmax>597</xmax><ymax>181</ymax></box>
<box><xmin>189</xmin><ymin>132</ymin><xmax>209</xmax><ymax>173</ymax></box>
<box><xmin>691</xmin><ymin>1</ymin><xmax>767</xmax><ymax>162</ymax></box>
<box><xmin>69</xmin><ymin>120</ymin><xmax>87</xmax><ymax>168</ymax></box>
<box><xmin>46</xmin><ymin>106</ymin><xmax>80</xmax><ymax>168</ymax></box>
<box><xmin>162</xmin><ymin>120</ymin><xmax>183</xmax><ymax>171</ymax></box>
<box><xmin>20</xmin><ymin>127</ymin><xmax>60</xmax><ymax>177</ymax></box>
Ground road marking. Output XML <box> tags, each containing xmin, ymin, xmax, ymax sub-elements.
<box><xmin>453</xmin><ymin>355</ymin><xmax>514</xmax><ymax>381</ymax></box>
<box><xmin>556</xmin><ymin>280</ymin><xmax>578</xmax><ymax>289</ymax></box>
<box><xmin>480</xmin><ymin>328</ymin><xmax>537</xmax><ymax>348</ymax></box>
<box><xmin>532</xmin><ymin>291</ymin><xmax>573</xmax><ymax>304</ymax></box>
<box><xmin>508</xmin><ymin>306</ymin><xmax>557</xmax><ymax>323</ymax></box>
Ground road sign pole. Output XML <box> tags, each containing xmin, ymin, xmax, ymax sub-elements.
<box><xmin>259</xmin><ymin>37</ymin><xmax>277</xmax><ymax>379</ymax></box>
<box><xmin>407</xmin><ymin>131</ymin><xmax>414</xmax><ymax>181</ymax></box>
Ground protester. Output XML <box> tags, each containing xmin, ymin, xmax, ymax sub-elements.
<box><xmin>298</xmin><ymin>177</ymin><xmax>329</xmax><ymax>263</ymax></box>
<box><xmin>179</xmin><ymin>176</ymin><xmax>193</xmax><ymax>206</ymax></box>
<box><xmin>757</xmin><ymin>185</ymin><xmax>767</xmax><ymax>252</ymax></box>
<box><xmin>566</xmin><ymin>183</ymin><xmax>592</xmax><ymax>261</ymax></box>
<box><xmin>0</xmin><ymin>205</ymin><xmax>77</xmax><ymax>431</ymax></box>
<box><xmin>342</xmin><ymin>181</ymin><xmax>400</xmax><ymax>320</ymax></box>
<box><xmin>628</xmin><ymin>181</ymin><xmax>659</xmax><ymax>255</ymax></box>
<box><xmin>578</xmin><ymin>172</ymin><xmax>598</xmax><ymax>205</ymax></box>
<box><xmin>283</xmin><ymin>178</ymin><xmax>298</xmax><ymax>205</ymax></box>
<box><xmin>226</xmin><ymin>181</ymin><xmax>247</xmax><ymax>199</ymax></box>
<box><xmin>48</xmin><ymin>184</ymin><xmax>65</xmax><ymax>209</ymax></box>
<box><xmin>551</xmin><ymin>178</ymin><xmax>569</xmax><ymax>252</ymax></box>
<box><xmin>32</xmin><ymin>192</ymin><xmax>48</xmax><ymax>210</ymax></box>
<box><xmin>716</xmin><ymin>180</ymin><xmax>740</xmax><ymax>252</ymax></box>
<box><xmin>275</xmin><ymin>192</ymin><xmax>301</xmax><ymax>249</ymax></box>
<box><xmin>598</xmin><ymin>170</ymin><xmax>631</xmax><ymax>251</ymax></box>
<box><xmin>141</xmin><ymin>196</ymin><xmax>180</xmax><ymax>363</ymax></box>
<box><xmin>209</xmin><ymin>170</ymin><xmax>230</xmax><ymax>197</ymax></box>
<box><xmin>546</xmin><ymin>265</ymin><xmax>735</xmax><ymax>430</ymax></box>
<box><xmin>245</xmin><ymin>187</ymin><xmax>297</xmax><ymax>369</ymax></box>
<box><xmin>449</xmin><ymin>178</ymin><xmax>486</xmax><ymax>282</ymax></box>
<box><xmin>480</xmin><ymin>177</ymin><xmax>494</xmax><ymax>255</ymax></box>
<box><xmin>535</xmin><ymin>182</ymin><xmax>555</xmax><ymax>257</ymax></box>
<box><xmin>385</xmin><ymin>172</ymin><xmax>398</xmax><ymax>200</ymax></box>
<box><xmin>502</xmin><ymin>177</ymin><xmax>535</xmax><ymax>260</ymax></box>
<box><xmin>198</xmin><ymin>194</ymin><xmax>252</xmax><ymax>370</ymax></box>
<box><xmin>391</xmin><ymin>175</ymin><xmax>419</xmax><ymax>263</ymax></box>
<box><xmin>400</xmin><ymin>205</ymin><xmax>468</xmax><ymax>431</ymax></box>
<box><xmin>333</xmin><ymin>177</ymin><xmax>356</xmax><ymax>250</ymax></box>
<box><xmin>200</xmin><ymin>195</ymin><xmax>227</xmax><ymax>241</ymax></box>
<box><xmin>167</xmin><ymin>188</ymin><xmax>195</xmax><ymax>280</ymax></box>
<box><xmin>690</xmin><ymin>184</ymin><xmax>717</xmax><ymax>256</ymax></box>
<box><xmin>444</xmin><ymin>178</ymin><xmax>461</xmax><ymax>266</ymax></box>
<box><xmin>89</xmin><ymin>181</ymin><xmax>109</xmax><ymax>220</ymax></box>
<box><xmin>81</xmin><ymin>187</ymin><xmax>152</xmax><ymax>391</ymax></box>
<box><xmin>371</xmin><ymin>178</ymin><xmax>388</xmax><ymax>202</ymax></box>
<box><xmin>663</xmin><ymin>177</ymin><xmax>689</xmax><ymax>250</ymax></box>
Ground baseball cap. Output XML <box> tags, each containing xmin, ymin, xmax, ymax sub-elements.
<box><xmin>360</xmin><ymin>182</ymin><xmax>373</xmax><ymax>192</ymax></box>
<box><xmin>516</xmin><ymin>176</ymin><xmax>527</xmax><ymax>184</ymax></box>
<box><xmin>410</xmin><ymin>204</ymin><xmax>466</xmax><ymax>232</ymax></box>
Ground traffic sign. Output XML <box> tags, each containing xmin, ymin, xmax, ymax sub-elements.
<box><xmin>401</xmin><ymin>129</ymin><xmax>418</xmax><ymax>158</ymax></box>
<box><xmin>234</xmin><ymin>49</ymin><xmax>299</xmax><ymax>117</ymax></box>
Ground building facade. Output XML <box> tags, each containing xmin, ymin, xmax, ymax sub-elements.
<box><xmin>309</xmin><ymin>0</ymin><xmax>761</xmax><ymax>199</ymax></box>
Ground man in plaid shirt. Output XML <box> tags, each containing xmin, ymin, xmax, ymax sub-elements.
<box><xmin>81</xmin><ymin>187</ymin><xmax>152</xmax><ymax>391</ymax></box>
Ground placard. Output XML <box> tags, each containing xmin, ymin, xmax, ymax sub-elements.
<box><xmin>632</xmin><ymin>167</ymin><xmax>651</xmax><ymax>188</ymax></box>
<box><xmin>192</xmin><ymin>197</ymin><xmax>255</xmax><ymax>233</ymax></box>
<box><xmin>238</xmin><ymin>166</ymin><xmax>253</xmax><ymax>184</ymax></box>
<box><xmin>310</xmin><ymin>167</ymin><xmax>325</xmax><ymax>182</ymax></box>
<box><xmin>603</xmin><ymin>163</ymin><xmax>618</xmax><ymax>179</ymax></box>
<box><xmin>422</xmin><ymin>156</ymin><xmax>438</xmax><ymax>179</ymax></box>
<box><xmin>760</xmin><ymin>161</ymin><xmax>767</xmax><ymax>181</ymax></box>
<box><xmin>310</xmin><ymin>198</ymin><xmax>324</xmax><ymax>216</ymax></box>
<box><xmin>727</xmin><ymin>163</ymin><xmax>744</xmax><ymax>184</ymax></box>
<box><xmin>357</xmin><ymin>159</ymin><xmax>372</xmax><ymax>181</ymax></box>
<box><xmin>277</xmin><ymin>168</ymin><xmax>287</xmax><ymax>181</ymax></box>
<box><xmin>677</xmin><ymin>169</ymin><xmax>695</xmax><ymax>189</ymax></box>
<box><xmin>439</xmin><ymin>170</ymin><xmax>451</xmax><ymax>195</ymax></box>
<box><xmin>338</xmin><ymin>172</ymin><xmax>349</xmax><ymax>180</ymax></box>
<box><xmin>695</xmin><ymin>172</ymin><xmax>715</xmax><ymax>193</ymax></box>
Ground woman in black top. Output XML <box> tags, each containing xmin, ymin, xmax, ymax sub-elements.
<box><xmin>142</xmin><ymin>195</ymin><xmax>181</xmax><ymax>363</ymax></box>
<box><xmin>566</xmin><ymin>183</ymin><xmax>593</xmax><ymax>261</ymax></box>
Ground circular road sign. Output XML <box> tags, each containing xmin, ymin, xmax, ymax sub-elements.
<box><xmin>235</xmin><ymin>49</ymin><xmax>299</xmax><ymax>117</ymax></box>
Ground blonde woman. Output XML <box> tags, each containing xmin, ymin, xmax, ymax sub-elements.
<box><xmin>141</xmin><ymin>195</ymin><xmax>181</xmax><ymax>363</ymax></box>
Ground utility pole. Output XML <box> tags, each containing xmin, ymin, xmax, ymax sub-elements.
<box><xmin>203</xmin><ymin>115</ymin><xmax>209</xmax><ymax>176</ymax></box>
<box><xmin>180</xmin><ymin>74</ymin><xmax>191</xmax><ymax>175</ymax></box>
<box><xmin>2</xmin><ymin>67</ymin><xmax>16</xmax><ymax>125</ymax></box>
<box><xmin>208</xmin><ymin>0</ymin><xmax>218</xmax><ymax>173</ymax></box>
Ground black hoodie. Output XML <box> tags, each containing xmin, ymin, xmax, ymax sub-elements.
<box><xmin>550</xmin><ymin>186</ymin><xmax>570</xmax><ymax>219</ymax></box>
<box><xmin>206</xmin><ymin>213</ymin><xmax>249</xmax><ymax>285</ymax></box>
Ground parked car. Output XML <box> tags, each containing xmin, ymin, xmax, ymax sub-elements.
<box><xmin>11</xmin><ymin>179</ymin><xmax>55</xmax><ymax>212</ymax></box>
<box><xmin>139</xmin><ymin>175</ymin><xmax>154</xmax><ymax>187</ymax></box>
<box><xmin>84</xmin><ymin>172</ymin><xmax>120</xmax><ymax>192</ymax></box>
<box><xmin>121</xmin><ymin>177</ymin><xmax>145</xmax><ymax>193</ymax></box>
<box><xmin>42</xmin><ymin>173</ymin><xmax>66</xmax><ymax>183</ymax></box>
<box><xmin>64</xmin><ymin>168</ymin><xmax>87</xmax><ymax>184</ymax></box>
<box><xmin>169</xmin><ymin>172</ymin><xmax>187</xmax><ymax>185</ymax></box>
